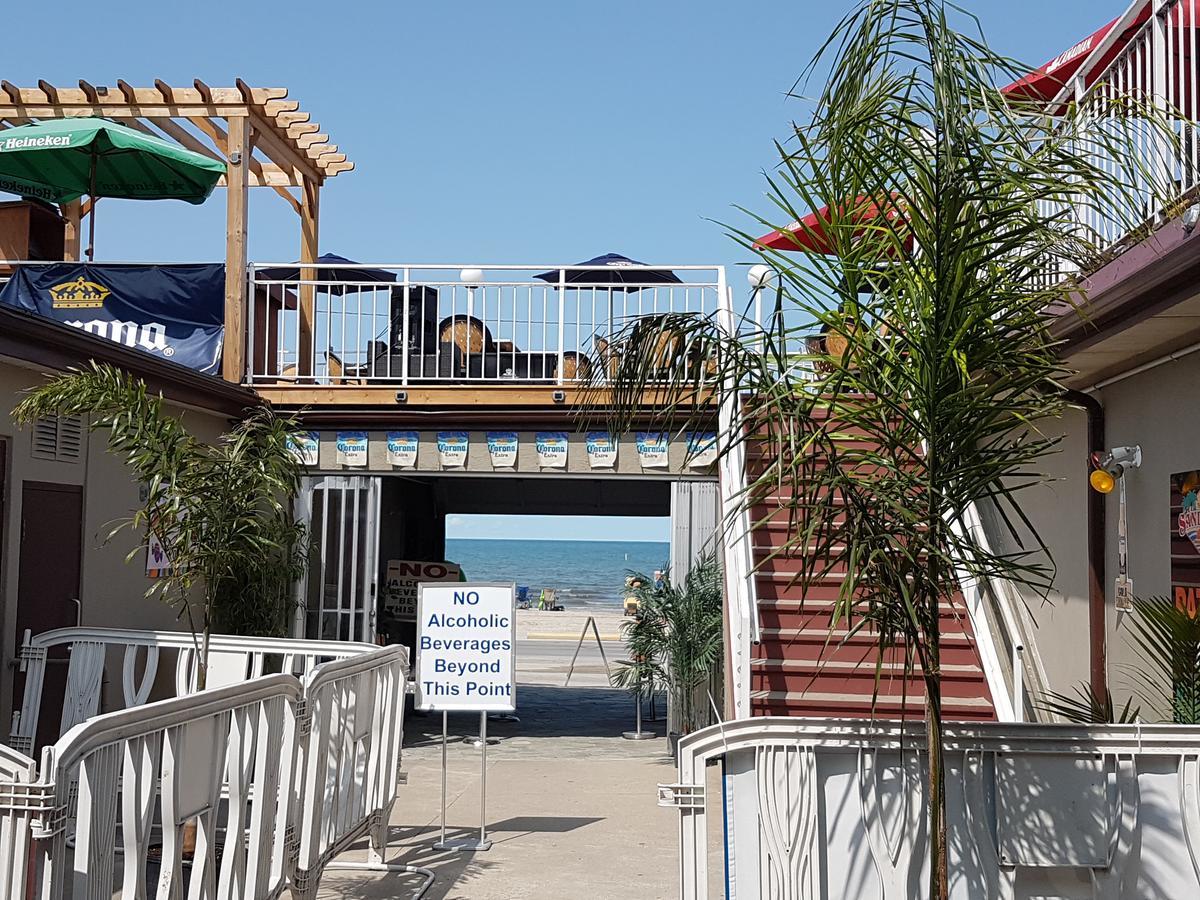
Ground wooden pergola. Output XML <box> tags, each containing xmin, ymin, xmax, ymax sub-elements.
<box><xmin>0</xmin><ymin>79</ymin><xmax>353</xmax><ymax>382</ymax></box>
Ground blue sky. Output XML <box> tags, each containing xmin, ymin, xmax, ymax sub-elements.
<box><xmin>3</xmin><ymin>0</ymin><xmax>1117</xmax><ymax>274</ymax></box>
<box><xmin>3</xmin><ymin>0</ymin><xmax>1124</xmax><ymax>542</ymax></box>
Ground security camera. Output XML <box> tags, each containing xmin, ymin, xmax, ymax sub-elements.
<box><xmin>1089</xmin><ymin>445</ymin><xmax>1142</xmax><ymax>494</ymax></box>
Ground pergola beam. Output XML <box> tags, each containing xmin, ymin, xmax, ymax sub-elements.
<box><xmin>0</xmin><ymin>79</ymin><xmax>352</xmax><ymax>384</ymax></box>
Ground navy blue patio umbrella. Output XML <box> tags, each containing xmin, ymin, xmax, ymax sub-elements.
<box><xmin>535</xmin><ymin>252</ymin><xmax>682</xmax><ymax>290</ymax></box>
<box><xmin>255</xmin><ymin>253</ymin><xmax>396</xmax><ymax>292</ymax></box>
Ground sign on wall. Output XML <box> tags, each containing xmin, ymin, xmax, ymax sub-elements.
<box><xmin>336</xmin><ymin>431</ymin><xmax>368</xmax><ymax>467</ymax></box>
<box><xmin>288</xmin><ymin>431</ymin><xmax>319</xmax><ymax>467</ymax></box>
<box><xmin>437</xmin><ymin>431</ymin><xmax>470</xmax><ymax>468</ymax></box>
<box><xmin>636</xmin><ymin>432</ymin><xmax>669</xmax><ymax>469</ymax></box>
<box><xmin>1171</xmin><ymin>470</ymin><xmax>1200</xmax><ymax>618</ymax></box>
<box><xmin>416</xmin><ymin>582</ymin><xmax>516</xmax><ymax>712</ymax></box>
<box><xmin>384</xmin><ymin>559</ymin><xmax>462</xmax><ymax>621</ymax></box>
<box><xmin>387</xmin><ymin>431</ymin><xmax>419</xmax><ymax>468</ymax></box>
<box><xmin>685</xmin><ymin>432</ymin><xmax>718</xmax><ymax>468</ymax></box>
<box><xmin>585</xmin><ymin>431</ymin><xmax>617</xmax><ymax>468</ymax></box>
<box><xmin>535</xmin><ymin>431</ymin><xmax>569</xmax><ymax>468</ymax></box>
<box><xmin>486</xmin><ymin>431</ymin><xmax>519</xmax><ymax>468</ymax></box>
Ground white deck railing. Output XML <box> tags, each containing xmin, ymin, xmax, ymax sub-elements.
<box><xmin>667</xmin><ymin>716</ymin><xmax>1200</xmax><ymax>900</ymax></box>
<box><xmin>8</xmin><ymin>626</ymin><xmax>378</xmax><ymax>756</ymax></box>
<box><xmin>1043</xmin><ymin>0</ymin><xmax>1198</xmax><ymax>283</ymax></box>
<box><xmin>246</xmin><ymin>263</ymin><xmax>725</xmax><ymax>387</ymax></box>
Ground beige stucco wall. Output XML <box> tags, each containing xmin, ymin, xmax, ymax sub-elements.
<box><xmin>0</xmin><ymin>357</ymin><xmax>231</xmax><ymax>727</ymax></box>
<box><xmin>989</xmin><ymin>406</ymin><xmax>1093</xmax><ymax>695</ymax></box>
<box><xmin>1005</xmin><ymin>352</ymin><xmax>1200</xmax><ymax>709</ymax></box>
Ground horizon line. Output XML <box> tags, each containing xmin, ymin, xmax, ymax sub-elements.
<box><xmin>445</xmin><ymin>535</ymin><xmax>670</xmax><ymax>543</ymax></box>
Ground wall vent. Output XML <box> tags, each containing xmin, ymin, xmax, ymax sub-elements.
<box><xmin>31</xmin><ymin>415</ymin><xmax>84</xmax><ymax>463</ymax></box>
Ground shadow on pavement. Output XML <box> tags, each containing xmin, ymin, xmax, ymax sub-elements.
<box><xmin>315</xmin><ymin>825</ymin><xmax>500</xmax><ymax>900</ymax></box>
<box><xmin>405</xmin><ymin>683</ymin><xmax>667</xmax><ymax>747</ymax></box>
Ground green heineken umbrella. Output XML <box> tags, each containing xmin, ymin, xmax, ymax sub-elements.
<box><xmin>0</xmin><ymin>117</ymin><xmax>226</xmax><ymax>259</ymax></box>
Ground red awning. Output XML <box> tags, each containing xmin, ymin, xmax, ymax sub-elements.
<box><xmin>755</xmin><ymin>195</ymin><xmax>907</xmax><ymax>254</ymax></box>
<box><xmin>1002</xmin><ymin>5</ymin><xmax>1160</xmax><ymax>103</ymax></box>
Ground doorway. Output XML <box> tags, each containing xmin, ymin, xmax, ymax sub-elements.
<box><xmin>14</xmin><ymin>480</ymin><xmax>83</xmax><ymax>750</ymax></box>
<box><xmin>301</xmin><ymin>475</ymin><xmax>381</xmax><ymax>643</ymax></box>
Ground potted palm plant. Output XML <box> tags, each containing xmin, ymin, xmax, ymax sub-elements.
<box><xmin>611</xmin><ymin>553</ymin><xmax>724</xmax><ymax>754</ymax></box>
<box><xmin>13</xmin><ymin>362</ymin><xmax>308</xmax><ymax>685</ymax></box>
<box><xmin>1041</xmin><ymin>596</ymin><xmax>1200</xmax><ymax>725</ymax></box>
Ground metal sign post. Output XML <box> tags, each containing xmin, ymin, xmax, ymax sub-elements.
<box><xmin>418</xmin><ymin>582</ymin><xmax>515</xmax><ymax>853</ymax></box>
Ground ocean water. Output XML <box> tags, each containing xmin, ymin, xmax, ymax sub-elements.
<box><xmin>444</xmin><ymin>538</ymin><xmax>671</xmax><ymax>609</ymax></box>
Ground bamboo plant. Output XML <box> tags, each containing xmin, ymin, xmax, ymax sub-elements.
<box><xmin>582</xmin><ymin>2</ymin><xmax>1176</xmax><ymax>896</ymax></box>
<box><xmin>13</xmin><ymin>362</ymin><xmax>307</xmax><ymax>688</ymax></box>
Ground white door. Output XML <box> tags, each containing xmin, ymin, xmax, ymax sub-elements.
<box><xmin>300</xmin><ymin>475</ymin><xmax>381</xmax><ymax>642</ymax></box>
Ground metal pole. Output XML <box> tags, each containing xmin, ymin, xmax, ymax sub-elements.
<box><xmin>440</xmin><ymin>710</ymin><xmax>448</xmax><ymax>847</ymax></box>
<box><xmin>479</xmin><ymin>711</ymin><xmax>489</xmax><ymax>848</ymax></box>
<box><xmin>622</xmin><ymin>675</ymin><xmax>655</xmax><ymax>741</ymax></box>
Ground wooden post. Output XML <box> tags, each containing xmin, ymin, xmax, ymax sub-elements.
<box><xmin>222</xmin><ymin>116</ymin><xmax>250</xmax><ymax>383</ymax></box>
<box><xmin>60</xmin><ymin>199</ymin><xmax>81</xmax><ymax>261</ymax></box>
<box><xmin>298</xmin><ymin>177</ymin><xmax>320</xmax><ymax>377</ymax></box>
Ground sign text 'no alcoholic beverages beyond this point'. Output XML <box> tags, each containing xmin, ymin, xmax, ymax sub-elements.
<box><xmin>416</xmin><ymin>582</ymin><xmax>516</xmax><ymax>713</ymax></box>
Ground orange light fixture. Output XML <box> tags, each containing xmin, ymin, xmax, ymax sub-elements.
<box><xmin>1090</xmin><ymin>468</ymin><xmax>1116</xmax><ymax>494</ymax></box>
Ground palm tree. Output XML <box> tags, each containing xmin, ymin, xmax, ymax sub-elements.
<box><xmin>1044</xmin><ymin>596</ymin><xmax>1200</xmax><ymax>725</ymax></box>
<box><xmin>13</xmin><ymin>362</ymin><xmax>307</xmax><ymax>687</ymax></box>
<box><xmin>583</xmin><ymin>2</ymin><xmax>1175</xmax><ymax>896</ymax></box>
<box><xmin>611</xmin><ymin>554</ymin><xmax>724</xmax><ymax>736</ymax></box>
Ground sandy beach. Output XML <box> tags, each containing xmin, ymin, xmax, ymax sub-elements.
<box><xmin>514</xmin><ymin>606</ymin><xmax>629</xmax><ymax>642</ymax></box>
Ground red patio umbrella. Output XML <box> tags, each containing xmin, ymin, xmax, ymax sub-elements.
<box><xmin>1003</xmin><ymin>16</ymin><xmax>1126</xmax><ymax>103</ymax></box>
<box><xmin>998</xmin><ymin>3</ymin><xmax>1200</xmax><ymax>105</ymax></box>
<box><xmin>755</xmin><ymin>195</ymin><xmax>908</xmax><ymax>254</ymax></box>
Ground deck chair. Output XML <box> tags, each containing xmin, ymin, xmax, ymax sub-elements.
<box><xmin>326</xmin><ymin>349</ymin><xmax>364</xmax><ymax>386</ymax></box>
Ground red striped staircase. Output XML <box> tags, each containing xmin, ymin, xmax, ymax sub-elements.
<box><xmin>743</xmin><ymin>426</ymin><xmax>997</xmax><ymax>722</ymax></box>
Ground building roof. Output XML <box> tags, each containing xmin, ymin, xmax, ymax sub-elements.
<box><xmin>0</xmin><ymin>303</ymin><xmax>261</xmax><ymax>417</ymax></box>
<box><xmin>1050</xmin><ymin>212</ymin><xmax>1200</xmax><ymax>388</ymax></box>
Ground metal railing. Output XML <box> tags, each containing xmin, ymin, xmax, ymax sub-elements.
<box><xmin>289</xmin><ymin>645</ymin><xmax>407</xmax><ymax>899</ymax></box>
<box><xmin>246</xmin><ymin>263</ymin><xmax>725</xmax><ymax>387</ymax></box>
<box><xmin>7</xmin><ymin>626</ymin><xmax>379</xmax><ymax>757</ymax></box>
<box><xmin>0</xmin><ymin>638</ymin><xmax>410</xmax><ymax>900</ymax></box>
<box><xmin>33</xmin><ymin>674</ymin><xmax>303</xmax><ymax>900</ymax></box>
<box><xmin>668</xmin><ymin>716</ymin><xmax>1200</xmax><ymax>899</ymax></box>
<box><xmin>1043</xmin><ymin>0</ymin><xmax>1198</xmax><ymax>283</ymax></box>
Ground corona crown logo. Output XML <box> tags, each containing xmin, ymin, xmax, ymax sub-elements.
<box><xmin>49</xmin><ymin>276</ymin><xmax>110</xmax><ymax>309</ymax></box>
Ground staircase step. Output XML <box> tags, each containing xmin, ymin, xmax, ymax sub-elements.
<box><xmin>757</xmin><ymin>607</ymin><xmax>974</xmax><ymax>636</ymax></box>
<box><xmin>754</xmin><ymin>632</ymin><xmax>981</xmax><ymax>665</ymax></box>
<box><xmin>749</xmin><ymin>666</ymin><xmax>992</xmax><ymax>701</ymax></box>
<box><xmin>748</xmin><ymin>690</ymin><xmax>995</xmax><ymax>721</ymax></box>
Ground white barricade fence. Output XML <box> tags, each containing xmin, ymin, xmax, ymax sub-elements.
<box><xmin>34</xmin><ymin>675</ymin><xmax>302</xmax><ymax>900</ymax></box>
<box><xmin>8</xmin><ymin>626</ymin><xmax>378</xmax><ymax>756</ymax></box>
<box><xmin>665</xmin><ymin>717</ymin><xmax>1200</xmax><ymax>900</ymax></box>
<box><xmin>0</xmin><ymin>744</ymin><xmax>42</xmax><ymax>899</ymax></box>
<box><xmin>288</xmin><ymin>644</ymin><xmax>408</xmax><ymax>900</ymax></box>
<box><xmin>0</xmin><ymin>635</ymin><xmax>412</xmax><ymax>900</ymax></box>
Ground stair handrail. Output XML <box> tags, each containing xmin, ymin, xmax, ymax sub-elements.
<box><xmin>716</xmin><ymin>282</ymin><xmax>759</xmax><ymax>719</ymax></box>
<box><xmin>950</xmin><ymin>500</ymin><xmax>1052</xmax><ymax>722</ymax></box>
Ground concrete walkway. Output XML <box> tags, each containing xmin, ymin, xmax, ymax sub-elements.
<box><xmin>311</xmin><ymin>625</ymin><xmax>688</xmax><ymax>900</ymax></box>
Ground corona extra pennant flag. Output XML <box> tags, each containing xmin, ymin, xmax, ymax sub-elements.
<box><xmin>0</xmin><ymin>263</ymin><xmax>225</xmax><ymax>374</ymax></box>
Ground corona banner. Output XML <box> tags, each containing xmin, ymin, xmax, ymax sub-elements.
<box><xmin>0</xmin><ymin>262</ymin><xmax>225</xmax><ymax>374</ymax></box>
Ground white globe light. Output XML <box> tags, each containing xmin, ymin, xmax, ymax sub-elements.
<box><xmin>459</xmin><ymin>267</ymin><xmax>485</xmax><ymax>285</ymax></box>
<box><xmin>747</xmin><ymin>264</ymin><xmax>776</xmax><ymax>289</ymax></box>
